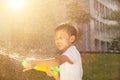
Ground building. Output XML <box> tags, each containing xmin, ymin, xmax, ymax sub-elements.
<box><xmin>90</xmin><ymin>0</ymin><xmax>120</xmax><ymax>52</ymax></box>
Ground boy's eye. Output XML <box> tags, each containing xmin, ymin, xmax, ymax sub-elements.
<box><xmin>60</xmin><ymin>36</ymin><xmax>65</xmax><ymax>40</ymax></box>
<box><xmin>55</xmin><ymin>37</ymin><xmax>63</xmax><ymax>40</ymax></box>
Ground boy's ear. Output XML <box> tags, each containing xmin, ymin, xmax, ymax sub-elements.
<box><xmin>70</xmin><ymin>35</ymin><xmax>75</xmax><ymax>43</ymax></box>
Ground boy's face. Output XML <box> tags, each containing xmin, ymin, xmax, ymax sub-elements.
<box><xmin>55</xmin><ymin>30</ymin><xmax>75</xmax><ymax>51</ymax></box>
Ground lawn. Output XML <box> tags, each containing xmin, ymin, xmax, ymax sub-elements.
<box><xmin>82</xmin><ymin>53</ymin><xmax>120</xmax><ymax>80</ymax></box>
<box><xmin>0</xmin><ymin>53</ymin><xmax>120</xmax><ymax>80</ymax></box>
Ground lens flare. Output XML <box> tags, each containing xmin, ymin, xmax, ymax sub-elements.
<box><xmin>6</xmin><ymin>0</ymin><xmax>26</xmax><ymax>10</ymax></box>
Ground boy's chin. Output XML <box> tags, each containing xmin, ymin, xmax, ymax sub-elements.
<box><xmin>58</xmin><ymin>48</ymin><xmax>63</xmax><ymax>50</ymax></box>
<box><xmin>58</xmin><ymin>47</ymin><xmax>67</xmax><ymax>51</ymax></box>
<box><xmin>57</xmin><ymin>47</ymin><xmax>64</xmax><ymax>51</ymax></box>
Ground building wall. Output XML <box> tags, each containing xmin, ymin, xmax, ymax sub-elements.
<box><xmin>90</xmin><ymin>0</ymin><xmax>119</xmax><ymax>52</ymax></box>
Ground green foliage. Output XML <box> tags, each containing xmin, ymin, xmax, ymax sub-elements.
<box><xmin>108</xmin><ymin>37</ymin><xmax>120</xmax><ymax>52</ymax></box>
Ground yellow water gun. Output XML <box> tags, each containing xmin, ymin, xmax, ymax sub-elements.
<box><xmin>22</xmin><ymin>61</ymin><xmax>59</xmax><ymax>76</ymax></box>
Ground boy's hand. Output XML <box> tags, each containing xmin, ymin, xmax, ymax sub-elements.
<box><xmin>22</xmin><ymin>60</ymin><xmax>36</xmax><ymax>72</ymax></box>
<box><xmin>46</xmin><ymin>69</ymin><xmax>60</xmax><ymax>80</ymax></box>
<box><xmin>23</xmin><ymin>67</ymin><xmax>32</xmax><ymax>72</ymax></box>
<box><xmin>46</xmin><ymin>70</ymin><xmax>54</xmax><ymax>77</ymax></box>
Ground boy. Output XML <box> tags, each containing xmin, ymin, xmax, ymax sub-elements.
<box><xmin>23</xmin><ymin>23</ymin><xmax>83</xmax><ymax>80</ymax></box>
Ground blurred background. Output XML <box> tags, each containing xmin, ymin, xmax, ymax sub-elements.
<box><xmin>0</xmin><ymin>0</ymin><xmax>120</xmax><ymax>80</ymax></box>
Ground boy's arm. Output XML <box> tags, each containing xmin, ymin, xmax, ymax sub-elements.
<box><xmin>23</xmin><ymin>55</ymin><xmax>73</xmax><ymax>72</ymax></box>
<box><xmin>30</xmin><ymin>55</ymin><xmax>73</xmax><ymax>66</ymax></box>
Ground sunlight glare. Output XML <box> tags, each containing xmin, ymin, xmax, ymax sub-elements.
<box><xmin>6</xmin><ymin>0</ymin><xmax>26</xmax><ymax>10</ymax></box>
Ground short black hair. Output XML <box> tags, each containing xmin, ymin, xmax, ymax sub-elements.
<box><xmin>55</xmin><ymin>23</ymin><xmax>77</xmax><ymax>37</ymax></box>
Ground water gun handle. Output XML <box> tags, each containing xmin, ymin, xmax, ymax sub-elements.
<box><xmin>52</xmin><ymin>67</ymin><xmax>59</xmax><ymax>76</ymax></box>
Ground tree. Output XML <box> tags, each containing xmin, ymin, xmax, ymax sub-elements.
<box><xmin>109</xmin><ymin>37</ymin><xmax>120</xmax><ymax>53</ymax></box>
<box><xmin>66</xmin><ymin>1</ymin><xmax>90</xmax><ymax>24</ymax></box>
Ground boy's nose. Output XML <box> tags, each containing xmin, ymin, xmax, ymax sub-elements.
<box><xmin>55</xmin><ymin>40</ymin><xmax>60</xmax><ymax>45</ymax></box>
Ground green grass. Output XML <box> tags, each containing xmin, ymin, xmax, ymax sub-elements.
<box><xmin>0</xmin><ymin>53</ymin><xmax>120</xmax><ymax>80</ymax></box>
<box><xmin>82</xmin><ymin>54</ymin><xmax>120</xmax><ymax>80</ymax></box>
<box><xmin>23</xmin><ymin>53</ymin><xmax>120</xmax><ymax>80</ymax></box>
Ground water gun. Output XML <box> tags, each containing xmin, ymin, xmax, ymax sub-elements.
<box><xmin>22</xmin><ymin>61</ymin><xmax>59</xmax><ymax>76</ymax></box>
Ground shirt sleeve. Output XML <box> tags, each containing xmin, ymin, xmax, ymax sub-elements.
<box><xmin>62</xmin><ymin>46</ymin><xmax>76</xmax><ymax>63</ymax></box>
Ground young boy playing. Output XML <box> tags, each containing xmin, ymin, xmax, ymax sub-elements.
<box><xmin>23</xmin><ymin>23</ymin><xmax>83</xmax><ymax>80</ymax></box>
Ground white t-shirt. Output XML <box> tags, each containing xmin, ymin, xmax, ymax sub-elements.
<box><xmin>60</xmin><ymin>45</ymin><xmax>83</xmax><ymax>80</ymax></box>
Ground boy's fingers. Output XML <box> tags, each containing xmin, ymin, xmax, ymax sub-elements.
<box><xmin>23</xmin><ymin>67</ymin><xmax>32</xmax><ymax>72</ymax></box>
<box><xmin>46</xmin><ymin>72</ymin><xmax>53</xmax><ymax>77</ymax></box>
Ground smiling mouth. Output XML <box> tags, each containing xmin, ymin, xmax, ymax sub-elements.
<box><xmin>57</xmin><ymin>44</ymin><xmax>63</xmax><ymax>48</ymax></box>
<box><xmin>57</xmin><ymin>45</ymin><xmax>61</xmax><ymax>47</ymax></box>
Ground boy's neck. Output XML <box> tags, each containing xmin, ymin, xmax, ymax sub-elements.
<box><xmin>63</xmin><ymin>44</ymin><xmax>73</xmax><ymax>52</ymax></box>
